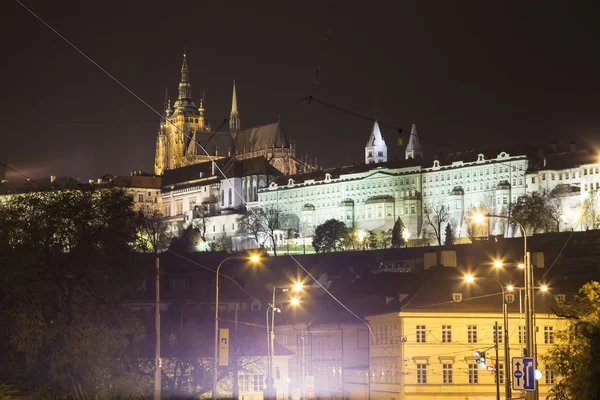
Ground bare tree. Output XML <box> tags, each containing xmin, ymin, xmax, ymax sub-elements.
<box><xmin>582</xmin><ymin>190</ymin><xmax>600</xmax><ymax>230</ymax></box>
<box><xmin>546</xmin><ymin>187</ymin><xmax>569</xmax><ymax>232</ymax></box>
<box><xmin>237</xmin><ymin>207</ymin><xmax>264</xmax><ymax>249</ymax></box>
<box><xmin>136</xmin><ymin>205</ymin><xmax>169</xmax><ymax>253</ymax></box>
<box><xmin>237</xmin><ymin>204</ymin><xmax>283</xmax><ymax>255</ymax></box>
<box><xmin>191</xmin><ymin>206</ymin><xmax>210</xmax><ymax>243</ymax></box>
<box><xmin>424</xmin><ymin>202</ymin><xmax>450</xmax><ymax>246</ymax></box>
<box><xmin>298</xmin><ymin>220</ymin><xmax>315</xmax><ymax>254</ymax></box>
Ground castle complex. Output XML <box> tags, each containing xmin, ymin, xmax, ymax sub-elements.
<box><xmin>149</xmin><ymin>53</ymin><xmax>600</xmax><ymax>247</ymax></box>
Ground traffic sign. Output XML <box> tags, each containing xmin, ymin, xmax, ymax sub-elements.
<box><xmin>512</xmin><ymin>357</ymin><xmax>536</xmax><ymax>391</ymax></box>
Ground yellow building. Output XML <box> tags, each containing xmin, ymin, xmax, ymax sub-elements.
<box><xmin>367</xmin><ymin>264</ymin><xmax>564</xmax><ymax>400</ymax></box>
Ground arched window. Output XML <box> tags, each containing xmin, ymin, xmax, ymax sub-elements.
<box><xmin>228</xmin><ymin>188</ymin><xmax>232</xmax><ymax>206</ymax></box>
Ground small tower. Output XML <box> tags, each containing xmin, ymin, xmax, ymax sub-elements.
<box><xmin>365</xmin><ymin>120</ymin><xmax>387</xmax><ymax>164</ymax></box>
<box><xmin>405</xmin><ymin>123</ymin><xmax>423</xmax><ymax>160</ymax></box>
<box><xmin>229</xmin><ymin>80</ymin><xmax>240</xmax><ymax>137</ymax></box>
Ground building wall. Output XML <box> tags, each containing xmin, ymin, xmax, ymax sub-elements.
<box><xmin>257</xmin><ymin>151</ymin><xmax>532</xmax><ymax>243</ymax></box>
<box><xmin>395</xmin><ymin>311</ymin><xmax>563</xmax><ymax>400</ymax></box>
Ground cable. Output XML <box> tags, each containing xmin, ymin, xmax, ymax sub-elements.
<box><xmin>167</xmin><ymin>250</ymin><xmax>256</xmax><ymax>301</ymax></box>
<box><xmin>287</xmin><ymin>254</ymin><xmax>374</xmax><ymax>337</ymax></box>
<box><xmin>307</xmin><ymin>2</ymin><xmax>337</xmax><ymax>103</ymax></box>
<box><xmin>0</xmin><ymin>161</ymin><xmax>48</xmax><ymax>188</ymax></box>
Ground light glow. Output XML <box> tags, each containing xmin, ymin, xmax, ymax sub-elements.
<box><xmin>402</xmin><ymin>228</ymin><xmax>411</xmax><ymax>241</ymax></box>
<box><xmin>293</xmin><ymin>282</ymin><xmax>303</xmax><ymax>292</ymax></box>
<box><xmin>493</xmin><ymin>260</ymin><xmax>503</xmax><ymax>268</ymax></box>
<box><xmin>540</xmin><ymin>285</ymin><xmax>548</xmax><ymax>292</ymax></box>
<box><xmin>472</xmin><ymin>212</ymin><xmax>486</xmax><ymax>224</ymax></box>
<box><xmin>464</xmin><ymin>274</ymin><xmax>475</xmax><ymax>283</ymax></box>
<box><xmin>517</xmin><ymin>263</ymin><xmax>525</xmax><ymax>269</ymax></box>
<box><xmin>535</xmin><ymin>369</ymin><xmax>543</xmax><ymax>380</ymax></box>
<box><xmin>507</xmin><ymin>285</ymin><xmax>514</xmax><ymax>291</ymax></box>
<box><xmin>290</xmin><ymin>297</ymin><xmax>300</xmax><ymax>306</ymax></box>
<box><xmin>249</xmin><ymin>254</ymin><xmax>260</xmax><ymax>263</ymax></box>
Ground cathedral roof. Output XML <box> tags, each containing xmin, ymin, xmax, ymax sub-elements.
<box><xmin>161</xmin><ymin>156</ymin><xmax>280</xmax><ymax>191</ymax></box>
<box><xmin>193</xmin><ymin>131</ymin><xmax>234</xmax><ymax>156</ymax></box>
<box><xmin>234</xmin><ymin>121</ymin><xmax>288</xmax><ymax>153</ymax></box>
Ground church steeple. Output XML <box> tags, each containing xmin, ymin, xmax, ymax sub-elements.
<box><xmin>229</xmin><ymin>80</ymin><xmax>240</xmax><ymax>136</ymax></box>
<box><xmin>365</xmin><ymin>120</ymin><xmax>387</xmax><ymax>164</ymax></box>
<box><xmin>178</xmin><ymin>52</ymin><xmax>192</xmax><ymax>101</ymax></box>
<box><xmin>405</xmin><ymin>123</ymin><xmax>423</xmax><ymax>159</ymax></box>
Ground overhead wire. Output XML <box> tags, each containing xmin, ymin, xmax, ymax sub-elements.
<box><xmin>0</xmin><ymin>161</ymin><xmax>48</xmax><ymax>189</ymax></box>
<box><xmin>14</xmin><ymin>0</ymin><xmax>582</xmax><ymax>336</ymax></box>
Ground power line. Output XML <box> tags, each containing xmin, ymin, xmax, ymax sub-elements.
<box><xmin>307</xmin><ymin>2</ymin><xmax>337</xmax><ymax>103</ymax></box>
<box><xmin>0</xmin><ymin>161</ymin><xmax>47</xmax><ymax>188</ymax></box>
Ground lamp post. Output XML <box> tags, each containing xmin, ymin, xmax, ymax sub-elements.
<box><xmin>473</xmin><ymin>212</ymin><xmax>535</xmax><ymax>400</ymax></box>
<box><xmin>464</xmin><ymin>274</ymin><xmax>510</xmax><ymax>400</ymax></box>
<box><xmin>213</xmin><ymin>254</ymin><xmax>260</xmax><ymax>400</ymax></box>
<box><xmin>265</xmin><ymin>284</ymin><xmax>302</xmax><ymax>400</ymax></box>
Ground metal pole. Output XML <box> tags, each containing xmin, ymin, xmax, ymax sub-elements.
<box><xmin>269</xmin><ymin>286</ymin><xmax>276</xmax><ymax>399</ymax></box>
<box><xmin>212</xmin><ymin>261</ymin><xmax>221</xmax><ymax>400</ymax></box>
<box><xmin>213</xmin><ymin>257</ymin><xmax>235</xmax><ymax>400</ymax></box>
<box><xmin>503</xmin><ymin>302</ymin><xmax>511</xmax><ymax>399</ymax></box>
<box><xmin>266</xmin><ymin>307</ymin><xmax>271</xmax><ymax>398</ymax></box>
<box><xmin>154</xmin><ymin>255</ymin><xmax>161</xmax><ymax>400</ymax></box>
<box><xmin>495</xmin><ymin>321</ymin><xmax>500</xmax><ymax>400</ymax></box>
<box><xmin>301</xmin><ymin>335</ymin><xmax>306</xmax><ymax>400</ymax></box>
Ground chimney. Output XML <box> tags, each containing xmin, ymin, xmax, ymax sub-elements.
<box><xmin>50</xmin><ymin>175</ymin><xmax>56</xmax><ymax>183</ymax></box>
<box><xmin>569</xmin><ymin>141</ymin><xmax>576</xmax><ymax>152</ymax></box>
<box><xmin>88</xmin><ymin>179</ymin><xmax>94</xmax><ymax>184</ymax></box>
<box><xmin>550</xmin><ymin>141</ymin><xmax>558</xmax><ymax>152</ymax></box>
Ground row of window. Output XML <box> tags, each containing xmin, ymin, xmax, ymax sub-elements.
<box><xmin>415</xmin><ymin>325</ymin><xmax>554</xmax><ymax>344</ymax></box>
<box><xmin>413</xmin><ymin>363</ymin><xmax>555</xmax><ymax>385</ymax></box>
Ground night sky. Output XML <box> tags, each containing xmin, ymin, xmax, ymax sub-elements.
<box><xmin>2</xmin><ymin>1</ymin><xmax>600</xmax><ymax>180</ymax></box>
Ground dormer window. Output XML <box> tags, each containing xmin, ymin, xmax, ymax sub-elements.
<box><xmin>433</xmin><ymin>160</ymin><xmax>440</xmax><ymax>168</ymax></box>
<box><xmin>288</xmin><ymin>178</ymin><xmax>294</xmax><ymax>186</ymax></box>
<box><xmin>452</xmin><ymin>293</ymin><xmax>462</xmax><ymax>302</ymax></box>
<box><xmin>477</xmin><ymin>154</ymin><xmax>485</xmax><ymax>162</ymax></box>
<box><xmin>505</xmin><ymin>293</ymin><xmax>515</xmax><ymax>303</ymax></box>
<box><xmin>325</xmin><ymin>173</ymin><xmax>331</xmax><ymax>182</ymax></box>
<box><xmin>555</xmin><ymin>294</ymin><xmax>566</xmax><ymax>303</ymax></box>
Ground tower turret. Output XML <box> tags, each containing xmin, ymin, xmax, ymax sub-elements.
<box><xmin>365</xmin><ymin>120</ymin><xmax>387</xmax><ymax>164</ymax></box>
<box><xmin>405</xmin><ymin>123</ymin><xmax>423</xmax><ymax>159</ymax></box>
<box><xmin>229</xmin><ymin>80</ymin><xmax>240</xmax><ymax>136</ymax></box>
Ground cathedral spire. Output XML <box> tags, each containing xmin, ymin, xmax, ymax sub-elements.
<box><xmin>178</xmin><ymin>51</ymin><xmax>192</xmax><ymax>101</ymax></box>
<box><xmin>229</xmin><ymin>80</ymin><xmax>240</xmax><ymax>136</ymax></box>
<box><xmin>405</xmin><ymin>123</ymin><xmax>423</xmax><ymax>160</ymax></box>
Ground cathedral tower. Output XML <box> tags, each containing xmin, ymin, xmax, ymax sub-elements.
<box><xmin>229</xmin><ymin>80</ymin><xmax>240</xmax><ymax>137</ymax></box>
<box><xmin>154</xmin><ymin>52</ymin><xmax>210</xmax><ymax>175</ymax></box>
<box><xmin>365</xmin><ymin>121</ymin><xmax>387</xmax><ymax>164</ymax></box>
<box><xmin>405</xmin><ymin>123</ymin><xmax>423</xmax><ymax>160</ymax></box>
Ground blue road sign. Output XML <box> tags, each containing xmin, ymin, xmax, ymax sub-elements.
<box><xmin>523</xmin><ymin>357</ymin><xmax>536</xmax><ymax>391</ymax></box>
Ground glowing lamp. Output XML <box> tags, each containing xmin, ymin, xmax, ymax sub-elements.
<box><xmin>472</xmin><ymin>213</ymin><xmax>486</xmax><ymax>224</ymax></box>
<box><xmin>464</xmin><ymin>274</ymin><xmax>475</xmax><ymax>283</ymax></box>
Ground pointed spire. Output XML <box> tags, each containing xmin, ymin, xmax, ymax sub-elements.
<box><xmin>405</xmin><ymin>123</ymin><xmax>423</xmax><ymax>160</ymax></box>
<box><xmin>365</xmin><ymin>120</ymin><xmax>387</xmax><ymax>164</ymax></box>
<box><xmin>177</xmin><ymin>51</ymin><xmax>192</xmax><ymax>101</ymax></box>
<box><xmin>229</xmin><ymin>80</ymin><xmax>240</xmax><ymax>135</ymax></box>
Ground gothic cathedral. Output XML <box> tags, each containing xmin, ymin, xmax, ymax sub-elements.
<box><xmin>154</xmin><ymin>53</ymin><xmax>314</xmax><ymax>176</ymax></box>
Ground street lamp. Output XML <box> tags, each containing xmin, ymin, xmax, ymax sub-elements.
<box><xmin>213</xmin><ymin>254</ymin><xmax>261</xmax><ymax>400</ymax></box>
<box><xmin>493</xmin><ymin>260</ymin><xmax>503</xmax><ymax>268</ymax></box>
<box><xmin>266</xmin><ymin>287</ymin><xmax>301</xmax><ymax>400</ymax></box>
<box><xmin>472</xmin><ymin>211</ymin><xmax>536</xmax><ymax>400</ymax></box>
<box><xmin>464</xmin><ymin>274</ymin><xmax>511</xmax><ymax>400</ymax></box>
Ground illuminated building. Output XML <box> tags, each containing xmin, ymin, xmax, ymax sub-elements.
<box><xmin>154</xmin><ymin>53</ymin><xmax>314</xmax><ymax>176</ymax></box>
